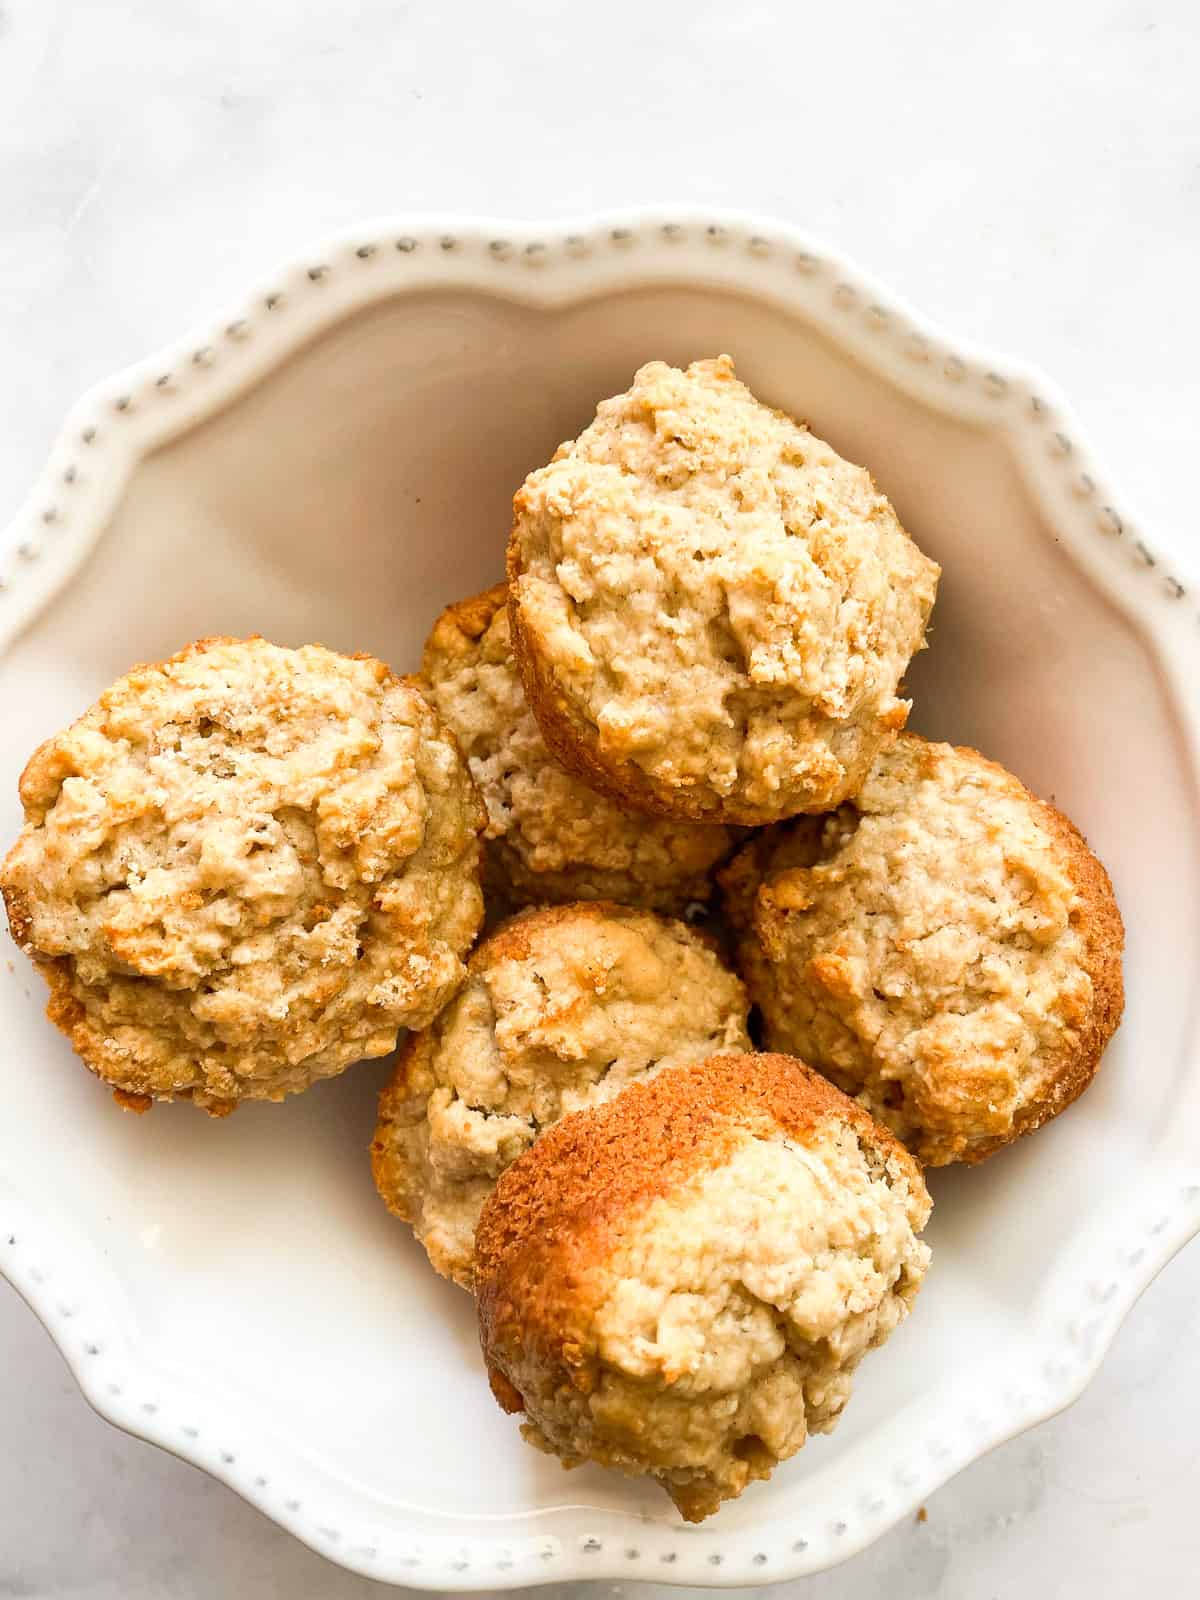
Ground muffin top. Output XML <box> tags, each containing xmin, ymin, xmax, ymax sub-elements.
<box><xmin>371</xmin><ymin>900</ymin><xmax>749</xmax><ymax>1287</ymax></box>
<box><xmin>422</xmin><ymin>584</ymin><xmax>734</xmax><ymax>912</ymax></box>
<box><xmin>723</xmin><ymin>734</ymin><xmax>1124</xmax><ymax>1164</ymax></box>
<box><xmin>1</xmin><ymin>636</ymin><xmax>484</xmax><ymax>1111</ymax></box>
<box><xmin>507</xmin><ymin>355</ymin><xmax>939</xmax><ymax>823</ymax></box>
<box><xmin>476</xmin><ymin>1051</ymin><xmax>931</xmax><ymax>1521</ymax></box>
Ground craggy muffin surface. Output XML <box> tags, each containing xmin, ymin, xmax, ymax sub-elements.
<box><xmin>1</xmin><ymin>636</ymin><xmax>484</xmax><ymax>1112</ymax></box>
<box><xmin>722</xmin><ymin>734</ymin><xmax>1124</xmax><ymax>1164</ymax></box>
<box><xmin>476</xmin><ymin>1051</ymin><xmax>931</xmax><ymax>1521</ymax></box>
<box><xmin>507</xmin><ymin>356</ymin><xmax>939</xmax><ymax>824</ymax></box>
<box><xmin>423</xmin><ymin>584</ymin><xmax>734</xmax><ymax>912</ymax></box>
<box><xmin>371</xmin><ymin>901</ymin><xmax>749</xmax><ymax>1287</ymax></box>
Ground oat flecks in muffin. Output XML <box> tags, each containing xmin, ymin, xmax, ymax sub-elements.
<box><xmin>476</xmin><ymin>1052</ymin><xmax>931</xmax><ymax>1521</ymax></box>
<box><xmin>722</xmin><ymin>733</ymin><xmax>1124</xmax><ymax>1164</ymax></box>
<box><xmin>507</xmin><ymin>355</ymin><xmax>940</xmax><ymax>824</ymax></box>
<box><xmin>0</xmin><ymin>636</ymin><xmax>485</xmax><ymax>1112</ymax></box>
<box><xmin>423</xmin><ymin>584</ymin><xmax>735</xmax><ymax>912</ymax></box>
<box><xmin>371</xmin><ymin>901</ymin><xmax>750</xmax><ymax>1289</ymax></box>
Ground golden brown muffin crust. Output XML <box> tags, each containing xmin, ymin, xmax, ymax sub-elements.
<box><xmin>371</xmin><ymin>901</ymin><xmax>750</xmax><ymax>1288</ymax></box>
<box><xmin>477</xmin><ymin>1052</ymin><xmax>930</xmax><ymax>1520</ymax></box>
<box><xmin>2</xmin><ymin>635</ymin><xmax>485</xmax><ymax>1113</ymax></box>
<box><xmin>507</xmin><ymin>356</ymin><xmax>939</xmax><ymax>824</ymax></box>
<box><xmin>722</xmin><ymin>735</ymin><xmax>1124</xmax><ymax>1164</ymax></box>
<box><xmin>424</xmin><ymin>584</ymin><xmax>735</xmax><ymax>912</ymax></box>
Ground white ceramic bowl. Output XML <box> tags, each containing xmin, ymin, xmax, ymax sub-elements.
<box><xmin>2</xmin><ymin>210</ymin><xmax>1198</xmax><ymax>1591</ymax></box>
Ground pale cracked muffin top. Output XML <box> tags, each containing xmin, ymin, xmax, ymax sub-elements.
<box><xmin>422</xmin><ymin>584</ymin><xmax>735</xmax><ymax>912</ymax></box>
<box><xmin>0</xmin><ymin>636</ymin><xmax>485</xmax><ymax>1113</ymax></box>
<box><xmin>507</xmin><ymin>355</ymin><xmax>940</xmax><ymax>824</ymax></box>
<box><xmin>476</xmin><ymin>1052</ymin><xmax>931</xmax><ymax>1522</ymax></box>
<box><xmin>721</xmin><ymin>734</ymin><xmax>1125</xmax><ymax>1165</ymax></box>
<box><xmin>371</xmin><ymin>900</ymin><xmax>749</xmax><ymax>1288</ymax></box>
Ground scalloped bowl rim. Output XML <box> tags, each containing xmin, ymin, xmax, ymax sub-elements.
<box><xmin>1</xmin><ymin>207</ymin><xmax>1198</xmax><ymax>1590</ymax></box>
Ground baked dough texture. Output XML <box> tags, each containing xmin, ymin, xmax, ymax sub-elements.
<box><xmin>371</xmin><ymin>901</ymin><xmax>749</xmax><ymax>1288</ymax></box>
<box><xmin>476</xmin><ymin>1052</ymin><xmax>931</xmax><ymax>1521</ymax></box>
<box><xmin>722</xmin><ymin>734</ymin><xmax>1124</xmax><ymax>1165</ymax></box>
<box><xmin>422</xmin><ymin>584</ymin><xmax>734</xmax><ymax>912</ymax></box>
<box><xmin>0</xmin><ymin>637</ymin><xmax>485</xmax><ymax>1113</ymax></box>
<box><xmin>507</xmin><ymin>355</ymin><xmax>940</xmax><ymax>824</ymax></box>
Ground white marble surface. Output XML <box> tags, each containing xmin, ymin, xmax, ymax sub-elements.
<box><xmin>1</xmin><ymin>1</ymin><xmax>1197</xmax><ymax>1594</ymax></box>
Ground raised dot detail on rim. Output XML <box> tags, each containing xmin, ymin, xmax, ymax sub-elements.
<box><xmin>661</xmin><ymin>221</ymin><xmax>683</xmax><ymax>240</ymax></box>
<box><xmin>1051</xmin><ymin>431</ymin><xmax>1073</xmax><ymax>457</ymax></box>
<box><xmin>1165</xmin><ymin>576</ymin><xmax>1186</xmax><ymax>599</ymax></box>
<box><xmin>984</xmin><ymin>371</ymin><xmax>1007</xmax><ymax>397</ymax></box>
<box><xmin>306</xmin><ymin>265</ymin><xmax>329</xmax><ymax>281</ymax></box>
<box><xmin>943</xmin><ymin>356</ymin><xmax>966</xmax><ymax>382</ymax></box>
<box><xmin>906</xmin><ymin>334</ymin><xmax>931</xmax><ymax>362</ymax></box>
<box><xmin>264</xmin><ymin>293</ymin><xmax>283</xmax><ymax>310</ymax></box>
<box><xmin>355</xmin><ymin>244</ymin><xmax>376</xmax><ymax>260</ymax></box>
<box><xmin>748</xmin><ymin>234</ymin><xmax>770</xmax><ymax>256</ymax></box>
<box><xmin>794</xmin><ymin>250</ymin><xmax>819</xmax><ymax>273</ymax></box>
<box><xmin>395</xmin><ymin>237</ymin><xmax>417</xmax><ymax>253</ymax></box>
<box><xmin>226</xmin><ymin>320</ymin><xmax>249</xmax><ymax>340</ymax></box>
<box><xmin>610</xmin><ymin>227</ymin><xmax>633</xmax><ymax>244</ymax></box>
<box><xmin>62</xmin><ymin>465</ymin><xmax>77</xmax><ymax>484</ymax></box>
<box><xmin>833</xmin><ymin>283</ymin><xmax>857</xmax><ymax>310</ymax></box>
<box><xmin>867</xmin><ymin>303</ymin><xmax>889</xmax><ymax>329</ymax></box>
<box><xmin>489</xmin><ymin>239</ymin><xmax>512</xmax><ymax>259</ymax></box>
<box><xmin>1099</xmin><ymin>506</ymin><xmax>1123</xmax><ymax>537</ymax></box>
<box><xmin>114</xmin><ymin>395</ymin><xmax>132</xmax><ymax>412</ymax></box>
<box><xmin>753</xmin><ymin>1553</ymin><xmax>768</xmax><ymax>1565</ymax></box>
<box><xmin>581</xmin><ymin>1536</ymin><xmax>602</xmax><ymax>1553</ymax></box>
<box><xmin>41</xmin><ymin>507</ymin><xmax>59</xmax><ymax>525</ymax></box>
<box><xmin>439</xmin><ymin>236</ymin><xmax>458</xmax><ymax>252</ymax></box>
<box><xmin>193</xmin><ymin>347</ymin><xmax>215</xmax><ymax>368</ymax></box>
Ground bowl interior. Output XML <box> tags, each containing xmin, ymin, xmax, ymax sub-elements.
<box><xmin>1</xmin><ymin>281</ymin><xmax>1196</xmax><ymax>1537</ymax></box>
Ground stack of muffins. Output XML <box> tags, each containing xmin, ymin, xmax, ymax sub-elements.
<box><xmin>0</xmin><ymin>356</ymin><xmax>1123</xmax><ymax>1521</ymax></box>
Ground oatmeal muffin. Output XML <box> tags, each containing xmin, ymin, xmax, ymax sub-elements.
<box><xmin>722</xmin><ymin>734</ymin><xmax>1124</xmax><ymax>1165</ymax></box>
<box><xmin>422</xmin><ymin>584</ymin><xmax>735</xmax><ymax>912</ymax></box>
<box><xmin>507</xmin><ymin>355</ymin><xmax>939</xmax><ymax>824</ymax></box>
<box><xmin>0</xmin><ymin>636</ymin><xmax>485</xmax><ymax>1113</ymax></box>
<box><xmin>371</xmin><ymin>901</ymin><xmax>749</xmax><ymax>1288</ymax></box>
<box><xmin>476</xmin><ymin>1051</ymin><xmax>931</xmax><ymax>1521</ymax></box>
